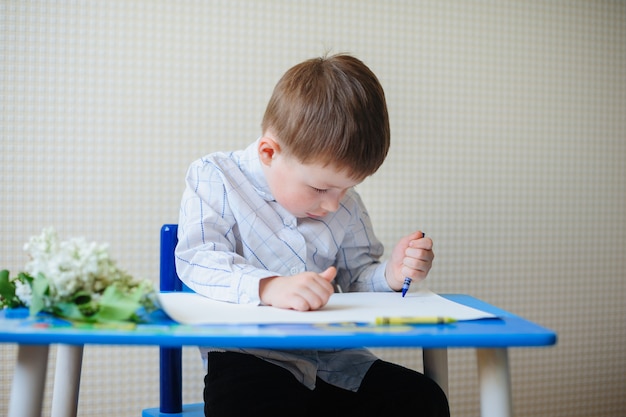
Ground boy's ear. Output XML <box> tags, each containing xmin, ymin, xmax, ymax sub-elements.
<box><xmin>258</xmin><ymin>136</ymin><xmax>281</xmax><ymax>165</ymax></box>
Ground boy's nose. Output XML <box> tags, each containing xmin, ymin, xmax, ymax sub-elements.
<box><xmin>320</xmin><ymin>196</ymin><xmax>340</xmax><ymax>213</ymax></box>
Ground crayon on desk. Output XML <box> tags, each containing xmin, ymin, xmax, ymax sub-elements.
<box><xmin>401</xmin><ymin>232</ymin><xmax>426</xmax><ymax>297</ymax></box>
<box><xmin>376</xmin><ymin>316</ymin><xmax>457</xmax><ymax>326</ymax></box>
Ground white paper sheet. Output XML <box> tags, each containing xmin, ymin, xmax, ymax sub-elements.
<box><xmin>157</xmin><ymin>290</ymin><xmax>495</xmax><ymax>325</ymax></box>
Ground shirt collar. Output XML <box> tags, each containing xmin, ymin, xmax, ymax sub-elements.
<box><xmin>240</xmin><ymin>138</ymin><xmax>275</xmax><ymax>202</ymax></box>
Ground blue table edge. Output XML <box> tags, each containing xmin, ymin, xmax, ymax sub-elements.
<box><xmin>0</xmin><ymin>294</ymin><xmax>558</xmax><ymax>349</ymax></box>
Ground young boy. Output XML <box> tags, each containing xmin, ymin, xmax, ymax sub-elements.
<box><xmin>175</xmin><ymin>54</ymin><xmax>449</xmax><ymax>417</ymax></box>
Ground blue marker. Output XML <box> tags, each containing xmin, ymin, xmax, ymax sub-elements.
<box><xmin>401</xmin><ymin>232</ymin><xmax>426</xmax><ymax>297</ymax></box>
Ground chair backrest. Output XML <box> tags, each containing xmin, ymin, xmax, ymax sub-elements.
<box><xmin>160</xmin><ymin>224</ymin><xmax>181</xmax><ymax>291</ymax></box>
<box><xmin>159</xmin><ymin>224</ymin><xmax>184</xmax><ymax>413</ymax></box>
<box><xmin>143</xmin><ymin>224</ymin><xmax>203</xmax><ymax>416</ymax></box>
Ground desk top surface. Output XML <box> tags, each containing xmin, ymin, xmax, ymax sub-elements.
<box><xmin>0</xmin><ymin>294</ymin><xmax>556</xmax><ymax>349</ymax></box>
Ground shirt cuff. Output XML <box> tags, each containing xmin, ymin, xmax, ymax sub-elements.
<box><xmin>371</xmin><ymin>261</ymin><xmax>394</xmax><ymax>292</ymax></box>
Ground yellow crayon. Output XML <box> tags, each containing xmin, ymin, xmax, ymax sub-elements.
<box><xmin>375</xmin><ymin>316</ymin><xmax>457</xmax><ymax>326</ymax></box>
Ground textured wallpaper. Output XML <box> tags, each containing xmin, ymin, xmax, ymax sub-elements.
<box><xmin>2</xmin><ymin>1</ymin><xmax>625</xmax><ymax>416</ymax></box>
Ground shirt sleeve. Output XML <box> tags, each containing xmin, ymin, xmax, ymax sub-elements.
<box><xmin>174</xmin><ymin>158</ymin><xmax>275</xmax><ymax>305</ymax></box>
<box><xmin>333</xmin><ymin>191</ymin><xmax>394</xmax><ymax>293</ymax></box>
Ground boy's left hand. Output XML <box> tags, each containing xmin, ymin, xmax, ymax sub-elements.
<box><xmin>386</xmin><ymin>231</ymin><xmax>434</xmax><ymax>291</ymax></box>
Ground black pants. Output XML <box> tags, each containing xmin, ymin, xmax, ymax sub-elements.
<box><xmin>204</xmin><ymin>351</ymin><xmax>450</xmax><ymax>417</ymax></box>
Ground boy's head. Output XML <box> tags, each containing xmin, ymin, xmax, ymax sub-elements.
<box><xmin>261</xmin><ymin>53</ymin><xmax>390</xmax><ymax>181</ymax></box>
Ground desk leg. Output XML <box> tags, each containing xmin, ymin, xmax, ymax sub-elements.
<box><xmin>423</xmin><ymin>348</ymin><xmax>449</xmax><ymax>396</ymax></box>
<box><xmin>476</xmin><ymin>348</ymin><xmax>513</xmax><ymax>417</ymax></box>
<box><xmin>51</xmin><ymin>344</ymin><xmax>84</xmax><ymax>417</ymax></box>
<box><xmin>9</xmin><ymin>344</ymin><xmax>50</xmax><ymax>417</ymax></box>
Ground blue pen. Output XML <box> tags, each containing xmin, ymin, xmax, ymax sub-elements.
<box><xmin>401</xmin><ymin>232</ymin><xmax>425</xmax><ymax>297</ymax></box>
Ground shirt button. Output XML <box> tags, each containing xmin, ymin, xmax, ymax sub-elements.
<box><xmin>290</xmin><ymin>267</ymin><xmax>299</xmax><ymax>275</ymax></box>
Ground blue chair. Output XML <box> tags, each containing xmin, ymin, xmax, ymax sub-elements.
<box><xmin>142</xmin><ymin>224</ymin><xmax>204</xmax><ymax>417</ymax></box>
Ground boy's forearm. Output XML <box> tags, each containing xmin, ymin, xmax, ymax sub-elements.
<box><xmin>175</xmin><ymin>243</ymin><xmax>276</xmax><ymax>305</ymax></box>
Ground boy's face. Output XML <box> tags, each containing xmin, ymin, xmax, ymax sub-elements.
<box><xmin>259</xmin><ymin>136</ymin><xmax>361</xmax><ymax>219</ymax></box>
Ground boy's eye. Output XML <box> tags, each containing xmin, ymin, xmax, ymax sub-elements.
<box><xmin>311</xmin><ymin>187</ymin><xmax>328</xmax><ymax>194</ymax></box>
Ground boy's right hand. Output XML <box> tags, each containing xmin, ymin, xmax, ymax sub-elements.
<box><xmin>259</xmin><ymin>266</ymin><xmax>336</xmax><ymax>311</ymax></box>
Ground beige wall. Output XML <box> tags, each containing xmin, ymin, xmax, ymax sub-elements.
<box><xmin>2</xmin><ymin>1</ymin><xmax>625</xmax><ymax>416</ymax></box>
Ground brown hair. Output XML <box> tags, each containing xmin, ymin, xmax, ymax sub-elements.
<box><xmin>261</xmin><ymin>54</ymin><xmax>390</xmax><ymax>180</ymax></box>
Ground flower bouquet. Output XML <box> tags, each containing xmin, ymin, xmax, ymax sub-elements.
<box><xmin>0</xmin><ymin>228</ymin><xmax>156</xmax><ymax>324</ymax></box>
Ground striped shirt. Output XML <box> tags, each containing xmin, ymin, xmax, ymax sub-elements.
<box><xmin>175</xmin><ymin>139</ymin><xmax>392</xmax><ymax>391</ymax></box>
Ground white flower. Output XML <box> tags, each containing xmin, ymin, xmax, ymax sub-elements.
<box><xmin>14</xmin><ymin>280</ymin><xmax>32</xmax><ymax>306</ymax></box>
<box><xmin>2</xmin><ymin>228</ymin><xmax>156</xmax><ymax>321</ymax></box>
<box><xmin>21</xmin><ymin>228</ymin><xmax>147</xmax><ymax>305</ymax></box>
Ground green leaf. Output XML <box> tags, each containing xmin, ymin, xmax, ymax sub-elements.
<box><xmin>94</xmin><ymin>285</ymin><xmax>142</xmax><ymax>322</ymax></box>
<box><xmin>0</xmin><ymin>270</ymin><xmax>34</xmax><ymax>309</ymax></box>
<box><xmin>29</xmin><ymin>273</ymin><xmax>49</xmax><ymax>316</ymax></box>
<box><xmin>72</xmin><ymin>291</ymin><xmax>92</xmax><ymax>306</ymax></box>
<box><xmin>54</xmin><ymin>302</ymin><xmax>92</xmax><ymax>322</ymax></box>
<box><xmin>0</xmin><ymin>270</ymin><xmax>16</xmax><ymax>304</ymax></box>
<box><xmin>0</xmin><ymin>270</ymin><xmax>10</xmax><ymax>288</ymax></box>
<box><xmin>18</xmin><ymin>272</ymin><xmax>34</xmax><ymax>286</ymax></box>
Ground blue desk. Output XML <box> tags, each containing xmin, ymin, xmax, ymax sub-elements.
<box><xmin>0</xmin><ymin>294</ymin><xmax>556</xmax><ymax>417</ymax></box>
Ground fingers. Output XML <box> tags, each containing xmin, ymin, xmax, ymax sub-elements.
<box><xmin>289</xmin><ymin>274</ymin><xmax>335</xmax><ymax>311</ymax></box>
<box><xmin>406</xmin><ymin>230</ymin><xmax>431</xmax><ymax>249</ymax></box>
<box><xmin>402</xmin><ymin>235</ymin><xmax>434</xmax><ymax>279</ymax></box>
<box><xmin>261</xmin><ymin>270</ymin><xmax>336</xmax><ymax>312</ymax></box>
<box><xmin>319</xmin><ymin>266</ymin><xmax>337</xmax><ymax>282</ymax></box>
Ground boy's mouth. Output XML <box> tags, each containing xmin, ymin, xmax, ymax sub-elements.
<box><xmin>306</xmin><ymin>212</ymin><xmax>326</xmax><ymax>219</ymax></box>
